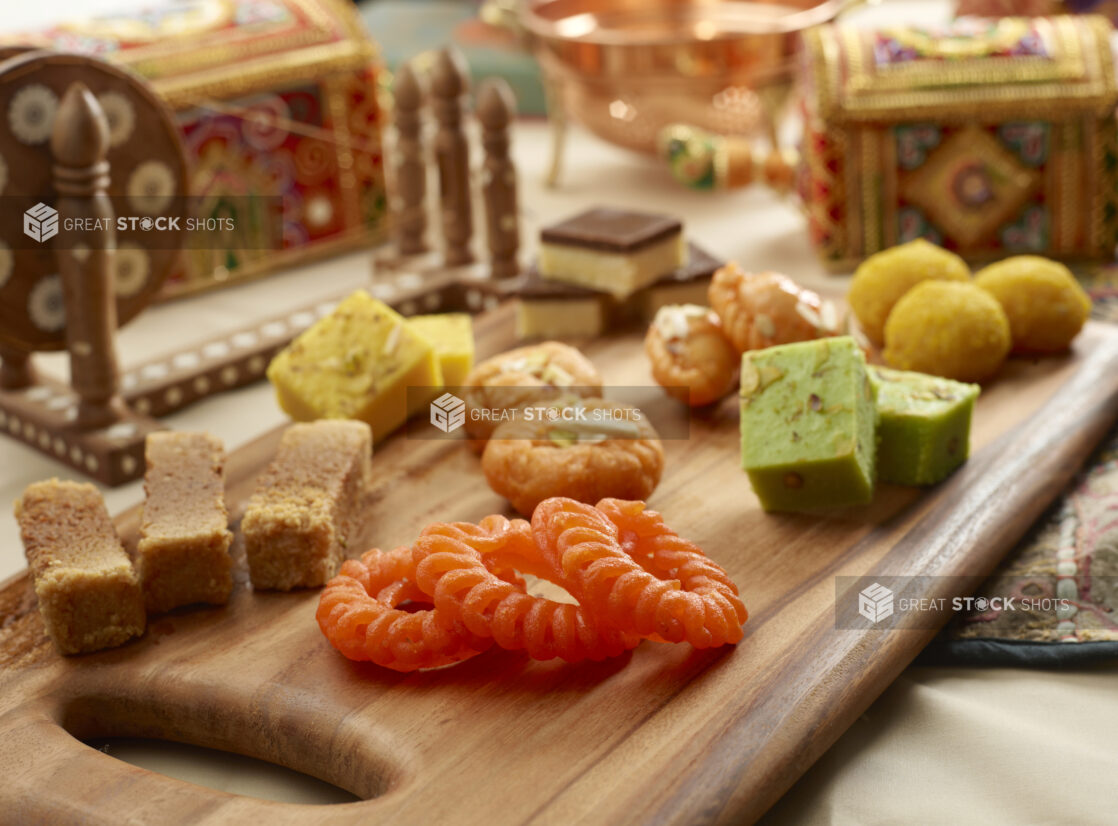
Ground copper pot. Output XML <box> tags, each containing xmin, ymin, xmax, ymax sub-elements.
<box><xmin>519</xmin><ymin>0</ymin><xmax>848</xmax><ymax>182</ymax></box>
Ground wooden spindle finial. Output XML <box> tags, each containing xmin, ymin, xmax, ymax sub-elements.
<box><xmin>394</xmin><ymin>60</ymin><xmax>423</xmax><ymax>111</ymax></box>
<box><xmin>430</xmin><ymin>46</ymin><xmax>469</xmax><ymax>101</ymax></box>
<box><xmin>393</xmin><ymin>62</ymin><xmax>428</xmax><ymax>256</ymax></box>
<box><xmin>431</xmin><ymin>47</ymin><xmax>474</xmax><ymax>267</ymax></box>
<box><xmin>477</xmin><ymin>77</ymin><xmax>519</xmax><ymax>279</ymax></box>
<box><xmin>51</xmin><ymin>83</ymin><xmax>110</xmax><ymax>176</ymax></box>
<box><xmin>51</xmin><ymin>82</ymin><xmax>124</xmax><ymax>429</ymax></box>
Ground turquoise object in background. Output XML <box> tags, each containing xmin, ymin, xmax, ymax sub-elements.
<box><xmin>358</xmin><ymin>0</ymin><xmax>547</xmax><ymax>116</ymax></box>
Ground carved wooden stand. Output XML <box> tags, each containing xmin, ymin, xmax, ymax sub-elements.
<box><xmin>372</xmin><ymin>47</ymin><xmax>522</xmax><ymax>312</ymax></box>
<box><xmin>0</xmin><ymin>83</ymin><xmax>161</xmax><ymax>486</ymax></box>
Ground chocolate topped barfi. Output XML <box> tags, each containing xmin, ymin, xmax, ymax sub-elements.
<box><xmin>540</xmin><ymin>208</ymin><xmax>682</xmax><ymax>251</ymax></box>
<box><xmin>138</xmin><ymin>432</ymin><xmax>234</xmax><ymax>613</ymax></box>
<box><xmin>636</xmin><ymin>243</ymin><xmax>723</xmax><ymax>321</ymax></box>
<box><xmin>538</xmin><ymin>207</ymin><xmax>687</xmax><ymax>298</ymax></box>
<box><xmin>515</xmin><ymin>264</ymin><xmax>608</xmax><ymax>340</ymax></box>
<box><xmin>16</xmin><ymin>479</ymin><xmax>145</xmax><ymax>654</ymax></box>
<box><xmin>242</xmin><ymin>420</ymin><xmax>372</xmax><ymax>591</ymax></box>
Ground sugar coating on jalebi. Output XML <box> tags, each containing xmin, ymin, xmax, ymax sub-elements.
<box><xmin>532</xmin><ymin>498</ymin><xmax>746</xmax><ymax>648</ymax></box>
<box><xmin>316</xmin><ymin>546</ymin><xmax>494</xmax><ymax>672</ymax></box>
<box><xmin>413</xmin><ymin>515</ymin><xmax>640</xmax><ymax>662</ymax></box>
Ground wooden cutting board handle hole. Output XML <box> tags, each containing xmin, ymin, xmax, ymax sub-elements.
<box><xmin>81</xmin><ymin>737</ymin><xmax>361</xmax><ymax>805</ymax></box>
<box><xmin>49</xmin><ymin>690</ymin><xmax>402</xmax><ymax>802</ymax></box>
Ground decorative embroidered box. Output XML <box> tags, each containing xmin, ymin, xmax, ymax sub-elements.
<box><xmin>8</xmin><ymin>0</ymin><xmax>387</xmax><ymax>299</ymax></box>
<box><xmin>799</xmin><ymin>16</ymin><xmax>1118</xmax><ymax>268</ymax></box>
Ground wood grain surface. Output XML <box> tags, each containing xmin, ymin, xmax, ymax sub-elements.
<box><xmin>2</xmin><ymin>306</ymin><xmax>1118</xmax><ymax>825</ymax></box>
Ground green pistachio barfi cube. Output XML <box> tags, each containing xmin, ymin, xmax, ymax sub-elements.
<box><xmin>869</xmin><ymin>366</ymin><xmax>979</xmax><ymax>486</ymax></box>
<box><xmin>740</xmin><ymin>336</ymin><xmax>876</xmax><ymax>512</ymax></box>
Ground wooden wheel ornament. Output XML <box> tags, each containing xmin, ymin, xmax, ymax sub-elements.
<box><xmin>0</xmin><ymin>49</ymin><xmax>187</xmax><ymax>353</ymax></box>
<box><xmin>0</xmin><ymin>49</ymin><xmax>188</xmax><ymax>486</ymax></box>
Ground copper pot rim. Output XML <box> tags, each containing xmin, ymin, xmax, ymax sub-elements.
<box><xmin>520</xmin><ymin>0</ymin><xmax>849</xmax><ymax>45</ymax></box>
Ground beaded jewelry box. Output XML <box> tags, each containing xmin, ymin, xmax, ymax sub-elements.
<box><xmin>5</xmin><ymin>0</ymin><xmax>387</xmax><ymax>299</ymax></box>
<box><xmin>799</xmin><ymin>16</ymin><xmax>1118</xmax><ymax>268</ymax></box>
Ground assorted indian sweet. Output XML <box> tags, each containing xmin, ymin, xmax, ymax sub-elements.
<box><xmin>462</xmin><ymin>341</ymin><xmax>603</xmax><ymax>445</ymax></box>
<box><xmin>973</xmin><ymin>256</ymin><xmax>1092</xmax><ymax>354</ymax></box>
<box><xmin>242</xmin><ymin>420</ymin><xmax>372</xmax><ymax>591</ymax></box>
<box><xmin>407</xmin><ymin>312</ymin><xmax>476</xmax><ymax>386</ymax></box>
<box><xmin>537</xmin><ymin>207</ymin><xmax>686</xmax><ymax>298</ymax></box>
<box><xmin>708</xmin><ymin>262</ymin><xmax>838</xmax><ymax>354</ymax></box>
<box><xmin>870</xmin><ymin>367</ymin><xmax>980</xmax><ymax>486</ymax></box>
<box><xmin>316</xmin><ymin>498</ymin><xmax>747</xmax><ymax>672</ymax></box>
<box><xmin>515</xmin><ymin>239</ymin><xmax>724</xmax><ymax>341</ymax></box>
<box><xmin>137</xmin><ymin>432</ymin><xmax>234</xmax><ymax>613</ymax></box>
<box><xmin>516</xmin><ymin>265</ymin><xmax>610</xmax><ymax>340</ymax></box>
<box><xmin>15</xmin><ymin>480</ymin><xmax>146</xmax><ymax>655</ymax></box>
<box><xmin>847</xmin><ymin>239</ymin><xmax>970</xmax><ymax>346</ymax></box>
<box><xmin>883</xmin><ymin>281</ymin><xmax>1011</xmax><ymax>382</ymax></box>
<box><xmin>637</xmin><ymin>244</ymin><xmax>725</xmax><ymax>319</ymax></box>
<box><xmin>316</xmin><ymin>544</ymin><xmax>499</xmax><ymax>671</ymax></box>
<box><xmin>644</xmin><ymin>304</ymin><xmax>738</xmax><ymax>406</ymax></box>
<box><xmin>740</xmin><ymin>336</ymin><xmax>877</xmax><ymax>512</ymax></box>
<box><xmin>267</xmin><ymin>291</ymin><xmax>474</xmax><ymax>442</ymax></box>
<box><xmin>847</xmin><ymin>242</ymin><xmax>1090</xmax><ymax>382</ymax></box>
<box><xmin>481</xmin><ymin>396</ymin><xmax>665</xmax><ymax>515</ymax></box>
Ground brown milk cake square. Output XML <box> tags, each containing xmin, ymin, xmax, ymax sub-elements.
<box><xmin>16</xmin><ymin>480</ymin><xmax>145</xmax><ymax>654</ymax></box>
<box><xmin>138</xmin><ymin>432</ymin><xmax>234</xmax><ymax>613</ymax></box>
<box><xmin>242</xmin><ymin>420</ymin><xmax>372</xmax><ymax>590</ymax></box>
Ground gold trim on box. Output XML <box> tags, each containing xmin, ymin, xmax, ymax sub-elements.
<box><xmin>69</xmin><ymin>0</ymin><xmax>372</xmax><ymax>83</ymax></box>
<box><xmin>808</xmin><ymin>16</ymin><xmax>1117</xmax><ymax>124</ymax></box>
<box><xmin>153</xmin><ymin>40</ymin><xmax>377</xmax><ymax>107</ymax></box>
<box><xmin>848</xmin><ymin>18</ymin><xmax>1084</xmax><ymax>90</ymax></box>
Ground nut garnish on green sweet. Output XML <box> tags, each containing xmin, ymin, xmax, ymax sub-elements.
<box><xmin>740</xmin><ymin>336</ymin><xmax>876</xmax><ymax>512</ymax></box>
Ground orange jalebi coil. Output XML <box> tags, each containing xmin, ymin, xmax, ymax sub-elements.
<box><xmin>595</xmin><ymin>498</ymin><xmax>747</xmax><ymax>646</ymax></box>
<box><xmin>316</xmin><ymin>498</ymin><xmax>747</xmax><ymax>671</ymax></box>
<box><xmin>413</xmin><ymin>516</ymin><xmax>640</xmax><ymax>662</ymax></box>
<box><xmin>316</xmin><ymin>547</ymin><xmax>496</xmax><ymax>672</ymax></box>
<box><xmin>532</xmin><ymin>498</ymin><xmax>746</xmax><ymax>648</ymax></box>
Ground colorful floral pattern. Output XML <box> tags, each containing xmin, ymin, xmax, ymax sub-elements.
<box><xmin>874</xmin><ymin>18</ymin><xmax>1048</xmax><ymax>66</ymax></box>
<box><xmin>895</xmin><ymin>124</ymin><xmax>941</xmax><ymax>171</ymax></box>
<box><xmin>999</xmin><ymin>122</ymin><xmax>1050</xmax><ymax>167</ymax></box>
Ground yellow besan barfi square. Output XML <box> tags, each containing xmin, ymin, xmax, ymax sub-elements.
<box><xmin>267</xmin><ymin>291</ymin><xmax>440</xmax><ymax>442</ymax></box>
<box><xmin>408</xmin><ymin>313</ymin><xmax>475</xmax><ymax>387</ymax></box>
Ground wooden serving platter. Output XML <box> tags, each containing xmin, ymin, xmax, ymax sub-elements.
<box><xmin>3</xmin><ymin>306</ymin><xmax>1118</xmax><ymax>825</ymax></box>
